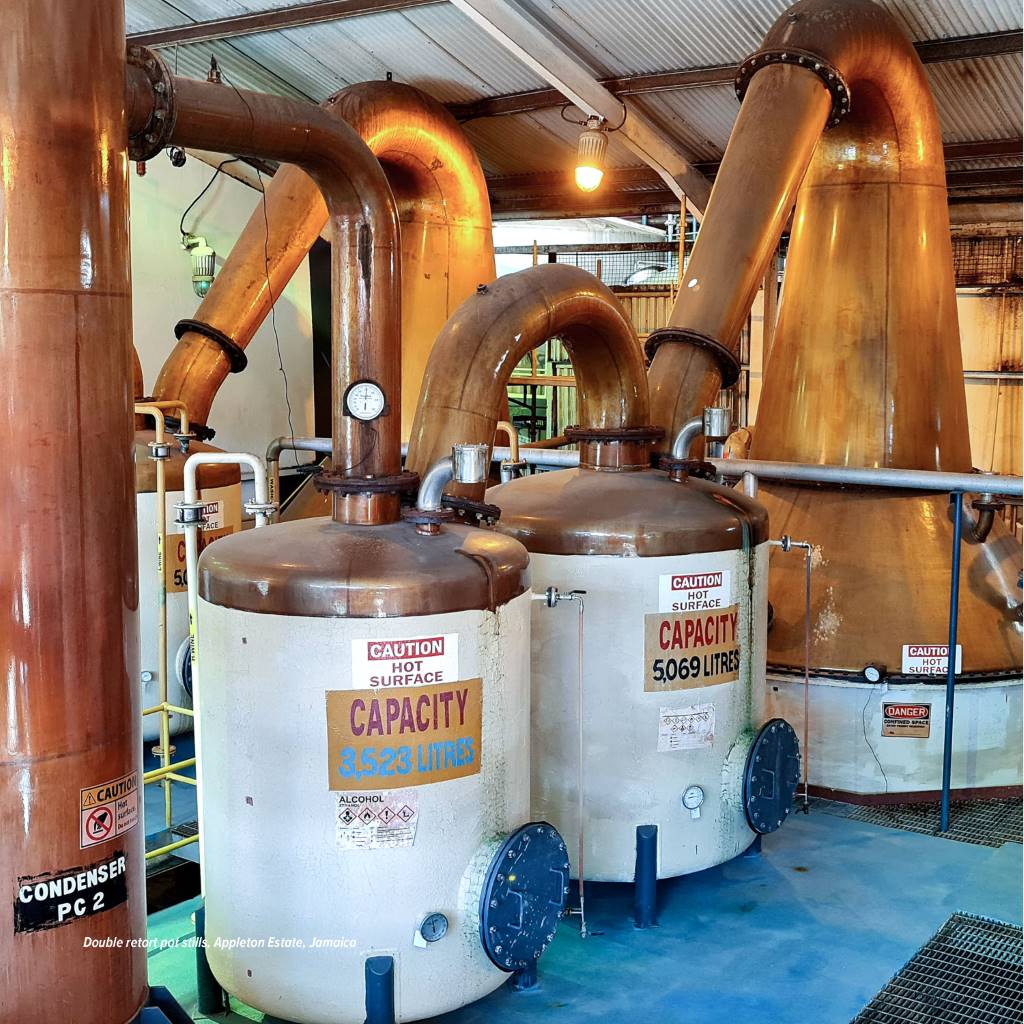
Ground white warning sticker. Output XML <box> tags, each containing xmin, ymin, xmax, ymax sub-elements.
<box><xmin>172</xmin><ymin>498</ymin><xmax>225</xmax><ymax>533</ymax></box>
<box><xmin>80</xmin><ymin>772</ymin><xmax>139</xmax><ymax>849</ymax></box>
<box><xmin>351</xmin><ymin>633</ymin><xmax>459</xmax><ymax>689</ymax></box>
<box><xmin>659</xmin><ymin>570</ymin><xmax>732</xmax><ymax>613</ymax></box>
<box><xmin>336</xmin><ymin>792</ymin><xmax>419</xmax><ymax>850</ymax></box>
<box><xmin>658</xmin><ymin>703</ymin><xmax>715</xmax><ymax>752</ymax></box>
<box><xmin>901</xmin><ymin>645</ymin><xmax>963</xmax><ymax>676</ymax></box>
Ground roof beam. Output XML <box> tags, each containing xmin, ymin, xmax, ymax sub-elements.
<box><xmin>487</xmin><ymin>142</ymin><xmax>1024</xmax><ymax>198</ymax></box>
<box><xmin>450</xmin><ymin>29</ymin><xmax>1024</xmax><ymax>121</ymax></box>
<box><xmin>127</xmin><ymin>0</ymin><xmax>441</xmax><ymax>48</ymax></box>
<box><xmin>448</xmin><ymin>0</ymin><xmax>711</xmax><ymax>214</ymax></box>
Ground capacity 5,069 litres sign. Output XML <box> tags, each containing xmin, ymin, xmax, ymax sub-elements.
<box><xmin>644</xmin><ymin>605</ymin><xmax>741</xmax><ymax>691</ymax></box>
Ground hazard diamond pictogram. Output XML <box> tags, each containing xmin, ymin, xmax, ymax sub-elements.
<box><xmin>377</xmin><ymin>806</ymin><xmax>396</xmax><ymax>824</ymax></box>
<box><xmin>357</xmin><ymin>807</ymin><xmax>376</xmax><ymax>824</ymax></box>
<box><xmin>339</xmin><ymin>808</ymin><xmax>356</xmax><ymax>825</ymax></box>
<box><xmin>397</xmin><ymin>805</ymin><xmax>415</xmax><ymax>821</ymax></box>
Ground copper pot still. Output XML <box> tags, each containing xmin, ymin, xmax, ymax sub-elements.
<box><xmin>646</xmin><ymin>0</ymin><xmax>1021</xmax><ymax>680</ymax></box>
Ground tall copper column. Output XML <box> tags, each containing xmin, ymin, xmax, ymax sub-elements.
<box><xmin>0</xmin><ymin>2</ymin><xmax>147</xmax><ymax>1021</ymax></box>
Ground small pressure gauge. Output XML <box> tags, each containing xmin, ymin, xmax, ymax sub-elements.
<box><xmin>682</xmin><ymin>785</ymin><xmax>705</xmax><ymax>811</ymax></box>
<box><xmin>344</xmin><ymin>380</ymin><xmax>386</xmax><ymax>422</ymax></box>
<box><xmin>418</xmin><ymin>912</ymin><xmax>449</xmax><ymax>943</ymax></box>
<box><xmin>863</xmin><ymin>663</ymin><xmax>886</xmax><ymax>684</ymax></box>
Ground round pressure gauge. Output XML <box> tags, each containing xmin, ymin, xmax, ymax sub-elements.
<box><xmin>344</xmin><ymin>380</ymin><xmax>386</xmax><ymax>422</ymax></box>
<box><xmin>863</xmin><ymin>664</ymin><xmax>885</xmax><ymax>683</ymax></box>
<box><xmin>419</xmin><ymin>912</ymin><xmax>449</xmax><ymax>943</ymax></box>
<box><xmin>682</xmin><ymin>785</ymin><xmax>705</xmax><ymax>811</ymax></box>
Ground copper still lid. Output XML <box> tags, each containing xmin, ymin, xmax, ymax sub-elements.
<box><xmin>489</xmin><ymin>467</ymin><xmax>769</xmax><ymax>557</ymax></box>
<box><xmin>198</xmin><ymin>517</ymin><xmax>530</xmax><ymax>617</ymax></box>
<box><xmin>133</xmin><ymin>429</ymin><xmax>241</xmax><ymax>493</ymax></box>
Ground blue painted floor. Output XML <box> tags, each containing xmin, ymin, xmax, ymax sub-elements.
<box><xmin>147</xmin><ymin>809</ymin><xmax>1022</xmax><ymax>1023</ymax></box>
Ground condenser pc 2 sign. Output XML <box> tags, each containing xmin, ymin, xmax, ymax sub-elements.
<box><xmin>14</xmin><ymin>851</ymin><xmax>128</xmax><ymax>934</ymax></box>
<box><xmin>901</xmin><ymin>644</ymin><xmax>962</xmax><ymax>676</ymax></box>
<box><xmin>644</xmin><ymin>605</ymin><xmax>741</xmax><ymax>691</ymax></box>
<box><xmin>326</xmin><ymin>678</ymin><xmax>482</xmax><ymax>791</ymax></box>
<box><xmin>658</xmin><ymin>570</ymin><xmax>732</xmax><ymax>613</ymax></box>
<box><xmin>882</xmin><ymin>702</ymin><xmax>932</xmax><ymax>738</ymax></box>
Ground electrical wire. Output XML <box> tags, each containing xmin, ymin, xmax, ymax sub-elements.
<box><xmin>861</xmin><ymin>685</ymin><xmax>890</xmax><ymax>794</ymax></box>
<box><xmin>219</xmin><ymin>64</ymin><xmax>300</xmax><ymax>472</ymax></box>
<box><xmin>178</xmin><ymin>157</ymin><xmax>239</xmax><ymax>241</ymax></box>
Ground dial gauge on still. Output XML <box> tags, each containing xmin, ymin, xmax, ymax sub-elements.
<box><xmin>682</xmin><ymin>785</ymin><xmax>705</xmax><ymax>810</ymax></box>
<box><xmin>419</xmin><ymin>912</ymin><xmax>448</xmax><ymax>942</ymax></box>
<box><xmin>345</xmin><ymin>380</ymin><xmax>386</xmax><ymax>421</ymax></box>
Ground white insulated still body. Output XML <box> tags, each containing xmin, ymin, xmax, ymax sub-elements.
<box><xmin>530</xmin><ymin>544</ymin><xmax>770</xmax><ymax>881</ymax></box>
<box><xmin>194</xmin><ymin>591</ymin><xmax>544</xmax><ymax>1024</ymax></box>
<box><xmin>136</xmin><ymin>483</ymin><xmax>240</xmax><ymax>741</ymax></box>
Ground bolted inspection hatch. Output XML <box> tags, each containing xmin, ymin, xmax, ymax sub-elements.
<box><xmin>852</xmin><ymin>912</ymin><xmax>1023</xmax><ymax>1023</ymax></box>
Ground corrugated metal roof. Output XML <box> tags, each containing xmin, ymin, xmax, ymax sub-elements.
<box><xmin>926</xmin><ymin>53</ymin><xmax>1023</xmax><ymax>143</ymax></box>
<box><xmin>125</xmin><ymin>0</ymin><xmax>1022</xmax><ymax>183</ymax></box>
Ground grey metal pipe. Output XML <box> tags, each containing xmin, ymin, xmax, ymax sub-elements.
<box><xmin>416</xmin><ymin>443</ymin><xmax>489</xmax><ymax>512</ymax></box>
<box><xmin>711</xmin><ymin>458</ymin><xmax>1024</xmax><ymax>498</ymax></box>
<box><xmin>671</xmin><ymin>416</ymin><xmax>703</xmax><ymax>460</ymax></box>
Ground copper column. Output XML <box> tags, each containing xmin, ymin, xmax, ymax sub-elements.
<box><xmin>0</xmin><ymin>3</ymin><xmax>147</xmax><ymax>1021</ymax></box>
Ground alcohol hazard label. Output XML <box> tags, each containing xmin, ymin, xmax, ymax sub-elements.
<box><xmin>901</xmin><ymin>645</ymin><xmax>962</xmax><ymax>676</ymax></box>
<box><xmin>351</xmin><ymin>633</ymin><xmax>459</xmax><ymax>689</ymax></box>
<box><xmin>80</xmin><ymin>771</ymin><xmax>138</xmax><ymax>850</ymax></box>
<box><xmin>14</xmin><ymin>851</ymin><xmax>128</xmax><ymax>933</ymax></box>
<box><xmin>326</xmin><ymin>677</ymin><xmax>482</xmax><ymax>791</ymax></box>
<box><xmin>644</xmin><ymin>605</ymin><xmax>741</xmax><ymax>691</ymax></box>
<box><xmin>882</xmin><ymin>702</ymin><xmax>931</xmax><ymax>738</ymax></box>
<box><xmin>658</xmin><ymin>570</ymin><xmax>732</xmax><ymax>613</ymax></box>
<box><xmin>336</xmin><ymin>791</ymin><xmax>419</xmax><ymax>850</ymax></box>
<box><xmin>658</xmin><ymin>703</ymin><xmax>715</xmax><ymax>751</ymax></box>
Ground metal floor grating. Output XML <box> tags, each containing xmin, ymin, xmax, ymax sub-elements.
<box><xmin>852</xmin><ymin>913</ymin><xmax>1023</xmax><ymax>1024</ymax></box>
<box><xmin>813</xmin><ymin>799</ymin><xmax>1023</xmax><ymax>848</ymax></box>
<box><xmin>170</xmin><ymin>819</ymin><xmax>199</xmax><ymax>838</ymax></box>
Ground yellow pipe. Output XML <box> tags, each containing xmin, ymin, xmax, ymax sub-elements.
<box><xmin>145</xmin><ymin>835</ymin><xmax>198</xmax><ymax>860</ymax></box>
<box><xmin>144</xmin><ymin>757</ymin><xmax>197</xmax><ymax>784</ymax></box>
<box><xmin>134</xmin><ymin>403</ymin><xmax>174</xmax><ymax>830</ymax></box>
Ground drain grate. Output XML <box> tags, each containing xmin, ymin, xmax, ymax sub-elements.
<box><xmin>171</xmin><ymin>819</ymin><xmax>199</xmax><ymax>838</ymax></box>
<box><xmin>813</xmin><ymin>798</ymin><xmax>1022</xmax><ymax>848</ymax></box>
<box><xmin>852</xmin><ymin>913</ymin><xmax>1023</xmax><ymax>1023</ymax></box>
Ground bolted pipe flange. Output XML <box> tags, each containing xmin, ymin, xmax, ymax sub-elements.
<box><xmin>148</xmin><ymin>439</ymin><xmax>172</xmax><ymax>461</ymax></box>
<box><xmin>174</xmin><ymin>501</ymin><xmax>208</xmax><ymax>527</ymax></box>
<box><xmin>735</xmin><ymin>47</ymin><xmax>851</xmax><ymax>127</ymax></box>
<box><xmin>313</xmin><ymin>468</ymin><xmax>420</xmax><ymax>497</ymax></box>
<box><xmin>441</xmin><ymin>495</ymin><xmax>501</xmax><ymax>527</ymax></box>
<box><xmin>644</xmin><ymin>327</ymin><xmax>741</xmax><ymax>387</ymax></box>
<box><xmin>244</xmin><ymin>500</ymin><xmax>277</xmax><ymax>519</ymax></box>
<box><xmin>127</xmin><ymin>45</ymin><xmax>177</xmax><ymax>161</ymax></box>
<box><xmin>172</xmin><ymin>432</ymin><xmax>194</xmax><ymax>454</ymax></box>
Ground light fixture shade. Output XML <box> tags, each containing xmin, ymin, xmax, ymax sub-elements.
<box><xmin>575</xmin><ymin>126</ymin><xmax>608</xmax><ymax>192</ymax></box>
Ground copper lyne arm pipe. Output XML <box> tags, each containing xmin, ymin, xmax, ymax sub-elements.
<box><xmin>648</xmin><ymin>0</ymin><xmax>956</xmax><ymax>459</ymax></box>
<box><xmin>153</xmin><ymin>79</ymin><xmax>494</xmax><ymax>439</ymax></box>
<box><xmin>127</xmin><ymin>50</ymin><xmax>403</xmax><ymax>524</ymax></box>
<box><xmin>406</xmin><ymin>263</ymin><xmax>653</xmax><ymax>502</ymax></box>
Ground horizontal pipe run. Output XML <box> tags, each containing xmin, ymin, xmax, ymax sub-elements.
<box><xmin>268</xmin><ymin>437</ymin><xmax>1022</xmax><ymax>497</ymax></box>
<box><xmin>145</xmin><ymin>835</ymin><xmax>199</xmax><ymax>860</ymax></box>
<box><xmin>144</xmin><ymin>758</ymin><xmax>198</xmax><ymax>784</ymax></box>
<box><xmin>711</xmin><ymin>459</ymin><xmax>1024</xmax><ymax>498</ymax></box>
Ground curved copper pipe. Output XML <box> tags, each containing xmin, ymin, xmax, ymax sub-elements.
<box><xmin>2</xmin><ymin>3</ymin><xmax>147</xmax><ymax>1020</ymax></box>
<box><xmin>406</xmin><ymin>264</ymin><xmax>649</xmax><ymax>500</ymax></box>
<box><xmin>649</xmin><ymin>0</ymin><xmax>969</xmax><ymax>472</ymax></box>
<box><xmin>128</xmin><ymin>63</ymin><xmax>402</xmax><ymax>524</ymax></box>
<box><xmin>153</xmin><ymin>80</ymin><xmax>494</xmax><ymax>437</ymax></box>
